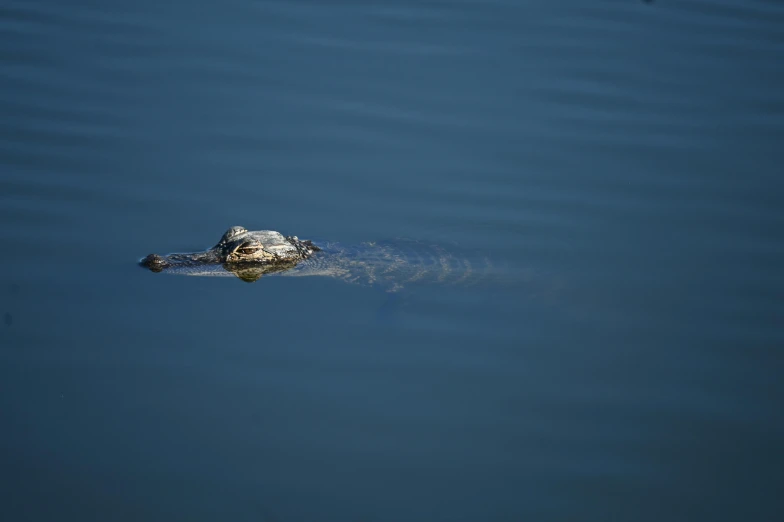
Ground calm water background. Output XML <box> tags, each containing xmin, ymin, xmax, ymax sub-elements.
<box><xmin>1</xmin><ymin>0</ymin><xmax>783</xmax><ymax>520</ymax></box>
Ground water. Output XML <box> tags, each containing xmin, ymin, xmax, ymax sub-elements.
<box><xmin>1</xmin><ymin>0</ymin><xmax>782</xmax><ymax>520</ymax></box>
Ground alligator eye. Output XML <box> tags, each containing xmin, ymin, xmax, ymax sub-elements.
<box><xmin>237</xmin><ymin>239</ymin><xmax>261</xmax><ymax>255</ymax></box>
<box><xmin>220</xmin><ymin>226</ymin><xmax>247</xmax><ymax>244</ymax></box>
<box><xmin>228</xmin><ymin>238</ymin><xmax>264</xmax><ymax>262</ymax></box>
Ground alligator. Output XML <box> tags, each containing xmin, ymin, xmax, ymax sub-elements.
<box><xmin>140</xmin><ymin>226</ymin><xmax>496</xmax><ymax>290</ymax></box>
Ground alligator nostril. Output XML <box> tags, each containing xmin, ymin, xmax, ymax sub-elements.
<box><xmin>141</xmin><ymin>254</ymin><xmax>168</xmax><ymax>272</ymax></box>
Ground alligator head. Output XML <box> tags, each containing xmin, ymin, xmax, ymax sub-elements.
<box><xmin>140</xmin><ymin>226</ymin><xmax>320</xmax><ymax>277</ymax></box>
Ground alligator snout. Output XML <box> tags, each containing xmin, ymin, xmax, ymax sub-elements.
<box><xmin>140</xmin><ymin>254</ymin><xmax>169</xmax><ymax>272</ymax></box>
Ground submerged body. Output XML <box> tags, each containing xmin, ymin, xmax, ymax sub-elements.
<box><xmin>140</xmin><ymin>226</ymin><xmax>495</xmax><ymax>290</ymax></box>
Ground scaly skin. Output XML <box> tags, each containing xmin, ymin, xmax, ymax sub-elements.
<box><xmin>140</xmin><ymin>226</ymin><xmax>319</xmax><ymax>273</ymax></box>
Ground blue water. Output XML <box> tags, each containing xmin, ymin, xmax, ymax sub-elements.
<box><xmin>1</xmin><ymin>0</ymin><xmax>783</xmax><ymax>520</ymax></box>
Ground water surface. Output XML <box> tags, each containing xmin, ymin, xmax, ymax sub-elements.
<box><xmin>1</xmin><ymin>0</ymin><xmax>782</xmax><ymax>521</ymax></box>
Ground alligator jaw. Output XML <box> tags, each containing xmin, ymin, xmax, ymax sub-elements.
<box><xmin>140</xmin><ymin>250</ymin><xmax>221</xmax><ymax>272</ymax></box>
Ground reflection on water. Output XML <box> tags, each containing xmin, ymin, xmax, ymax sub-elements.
<box><xmin>1</xmin><ymin>0</ymin><xmax>783</xmax><ymax>521</ymax></box>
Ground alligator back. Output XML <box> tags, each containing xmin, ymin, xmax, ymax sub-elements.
<box><xmin>286</xmin><ymin>240</ymin><xmax>500</xmax><ymax>292</ymax></box>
